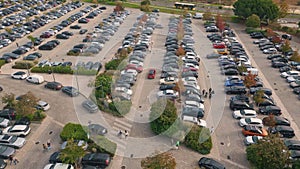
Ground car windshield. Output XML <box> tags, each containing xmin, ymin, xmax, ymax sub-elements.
<box><xmin>0</xmin><ymin>146</ymin><xmax>7</xmax><ymax>153</ymax></box>
<box><xmin>240</xmin><ymin>110</ymin><xmax>245</xmax><ymax>115</ymax></box>
<box><xmin>245</xmin><ymin>118</ymin><xmax>251</xmax><ymax>123</ymax></box>
<box><xmin>252</xmin><ymin>136</ymin><xmax>259</xmax><ymax>142</ymax></box>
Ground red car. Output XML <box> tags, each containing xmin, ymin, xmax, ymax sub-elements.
<box><xmin>126</xmin><ymin>64</ymin><xmax>143</xmax><ymax>73</ymax></box>
<box><xmin>148</xmin><ymin>69</ymin><xmax>156</xmax><ymax>79</ymax></box>
<box><xmin>213</xmin><ymin>42</ymin><xmax>226</xmax><ymax>49</ymax></box>
<box><xmin>40</xmin><ymin>32</ymin><xmax>52</xmax><ymax>38</ymax></box>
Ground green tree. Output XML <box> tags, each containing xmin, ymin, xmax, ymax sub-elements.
<box><xmin>246</xmin><ymin>14</ymin><xmax>261</xmax><ymax>28</ymax></box>
<box><xmin>243</xmin><ymin>72</ymin><xmax>257</xmax><ymax>88</ymax></box>
<box><xmin>290</xmin><ymin>50</ymin><xmax>300</xmax><ymax>62</ymax></box>
<box><xmin>278</xmin><ymin>0</ymin><xmax>289</xmax><ymax>18</ymax></box>
<box><xmin>184</xmin><ymin>126</ymin><xmax>212</xmax><ymax>154</ymax></box>
<box><xmin>15</xmin><ymin>92</ymin><xmax>39</xmax><ymax>118</ymax></box>
<box><xmin>60</xmin><ymin>123</ymin><xmax>88</xmax><ymax>141</ymax></box>
<box><xmin>94</xmin><ymin>73</ymin><xmax>112</xmax><ymax>99</ymax></box>
<box><xmin>141</xmin><ymin>152</ymin><xmax>176</xmax><ymax>169</ymax></box>
<box><xmin>2</xmin><ymin>93</ymin><xmax>16</xmax><ymax>108</ymax></box>
<box><xmin>59</xmin><ymin>138</ymin><xmax>85</xmax><ymax>168</ymax></box>
<box><xmin>253</xmin><ymin>90</ymin><xmax>265</xmax><ymax>106</ymax></box>
<box><xmin>233</xmin><ymin>0</ymin><xmax>279</xmax><ymax>22</ymax></box>
<box><xmin>281</xmin><ymin>40</ymin><xmax>291</xmax><ymax>53</ymax></box>
<box><xmin>114</xmin><ymin>1</ymin><xmax>124</xmax><ymax>12</ymax></box>
<box><xmin>246</xmin><ymin>135</ymin><xmax>290</xmax><ymax>169</ymax></box>
<box><xmin>150</xmin><ymin>100</ymin><xmax>177</xmax><ymax>135</ymax></box>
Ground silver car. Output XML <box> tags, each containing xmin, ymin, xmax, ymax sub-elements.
<box><xmin>0</xmin><ymin>145</ymin><xmax>15</xmax><ymax>159</ymax></box>
<box><xmin>0</xmin><ymin>135</ymin><xmax>26</xmax><ymax>148</ymax></box>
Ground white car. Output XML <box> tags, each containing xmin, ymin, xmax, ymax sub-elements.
<box><xmin>0</xmin><ymin>135</ymin><xmax>26</xmax><ymax>148</ymax></box>
<box><xmin>129</xmin><ymin>60</ymin><xmax>144</xmax><ymax>66</ymax></box>
<box><xmin>3</xmin><ymin>125</ymin><xmax>31</xmax><ymax>137</ymax></box>
<box><xmin>121</xmin><ymin>69</ymin><xmax>138</xmax><ymax>77</ymax></box>
<box><xmin>184</xmin><ymin>81</ymin><xmax>200</xmax><ymax>90</ymax></box>
<box><xmin>11</xmin><ymin>71</ymin><xmax>28</xmax><ymax>80</ymax></box>
<box><xmin>0</xmin><ymin>117</ymin><xmax>10</xmax><ymax>128</ymax></box>
<box><xmin>244</xmin><ymin>136</ymin><xmax>263</xmax><ymax>146</ymax></box>
<box><xmin>157</xmin><ymin>90</ymin><xmax>178</xmax><ymax>99</ymax></box>
<box><xmin>239</xmin><ymin>118</ymin><xmax>263</xmax><ymax>127</ymax></box>
<box><xmin>160</xmin><ymin>77</ymin><xmax>179</xmax><ymax>85</ymax></box>
<box><xmin>36</xmin><ymin>101</ymin><xmax>50</xmax><ymax>111</ymax></box>
<box><xmin>115</xmin><ymin>87</ymin><xmax>133</xmax><ymax>95</ymax></box>
<box><xmin>263</xmin><ymin>48</ymin><xmax>277</xmax><ymax>54</ymax></box>
<box><xmin>184</xmin><ymin>100</ymin><xmax>205</xmax><ymax>111</ymax></box>
<box><xmin>232</xmin><ymin>109</ymin><xmax>257</xmax><ymax>119</ymax></box>
<box><xmin>184</xmin><ymin>63</ymin><xmax>199</xmax><ymax>70</ymax></box>
<box><xmin>182</xmin><ymin>76</ymin><xmax>197</xmax><ymax>84</ymax></box>
<box><xmin>253</xmin><ymin>38</ymin><xmax>269</xmax><ymax>44</ymax></box>
<box><xmin>287</xmin><ymin>75</ymin><xmax>300</xmax><ymax>83</ymax></box>
<box><xmin>44</xmin><ymin>163</ymin><xmax>74</xmax><ymax>169</ymax></box>
<box><xmin>185</xmin><ymin>52</ymin><xmax>200</xmax><ymax>61</ymax></box>
<box><xmin>182</xmin><ymin>115</ymin><xmax>206</xmax><ymax>127</ymax></box>
<box><xmin>182</xmin><ymin>55</ymin><xmax>198</xmax><ymax>62</ymax></box>
<box><xmin>280</xmin><ymin>71</ymin><xmax>299</xmax><ymax>78</ymax></box>
<box><xmin>193</xmin><ymin>13</ymin><xmax>203</xmax><ymax>19</ymax></box>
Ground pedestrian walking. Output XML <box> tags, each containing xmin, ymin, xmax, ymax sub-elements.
<box><xmin>47</xmin><ymin>140</ymin><xmax>51</xmax><ymax>150</ymax></box>
<box><xmin>209</xmin><ymin>88</ymin><xmax>212</xmax><ymax>94</ymax></box>
<box><xmin>43</xmin><ymin>144</ymin><xmax>48</xmax><ymax>151</ymax></box>
<box><xmin>204</xmin><ymin>92</ymin><xmax>208</xmax><ymax>98</ymax></box>
<box><xmin>210</xmin><ymin>126</ymin><xmax>214</xmax><ymax>134</ymax></box>
<box><xmin>16</xmin><ymin>43</ymin><xmax>19</xmax><ymax>47</ymax></box>
<box><xmin>13</xmin><ymin>158</ymin><xmax>19</xmax><ymax>165</ymax></box>
<box><xmin>202</xmin><ymin>89</ymin><xmax>206</xmax><ymax>96</ymax></box>
<box><xmin>209</xmin><ymin>93</ymin><xmax>212</xmax><ymax>99</ymax></box>
<box><xmin>175</xmin><ymin>141</ymin><xmax>180</xmax><ymax>150</ymax></box>
<box><xmin>124</xmin><ymin>130</ymin><xmax>129</xmax><ymax>139</ymax></box>
<box><xmin>8</xmin><ymin>155</ymin><xmax>13</xmax><ymax>165</ymax></box>
<box><xmin>117</xmin><ymin>130</ymin><xmax>123</xmax><ymax>139</ymax></box>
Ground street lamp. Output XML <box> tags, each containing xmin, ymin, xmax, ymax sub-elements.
<box><xmin>48</xmin><ymin>59</ymin><xmax>56</xmax><ymax>82</ymax></box>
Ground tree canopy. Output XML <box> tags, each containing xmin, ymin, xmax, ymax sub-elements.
<box><xmin>233</xmin><ymin>0</ymin><xmax>280</xmax><ymax>22</ymax></box>
<box><xmin>60</xmin><ymin>138</ymin><xmax>85</xmax><ymax>168</ymax></box>
<box><xmin>141</xmin><ymin>151</ymin><xmax>176</xmax><ymax>169</ymax></box>
<box><xmin>246</xmin><ymin>14</ymin><xmax>261</xmax><ymax>28</ymax></box>
<box><xmin>246</xmin><ymin>135</ymin><xmax>290</xmax><ymax>169</ymax></box>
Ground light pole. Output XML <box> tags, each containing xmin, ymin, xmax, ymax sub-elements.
<box><xmin>48</xmin><ymin>59</ymin><xmax>56</xmax><ymax>82</ymax></box>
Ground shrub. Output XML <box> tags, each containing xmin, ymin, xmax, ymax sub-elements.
<box><xmin>87</xmin><ymin>136</ymin><xmax>117</xmax><ymax>157</ymax></box>
<box><xmin>290</xmin><ymin>51</ymin><xmax>300</xmax><ymax>62</ymax></box>
<box><xmin>31</xmin><ymin>66</ymin><xmax>74</xmax><ymax>74</ymax></box>
<box><xmin>76</xmin><ymin>67</ymin><xmax>98</xmax><ymax>75</ymax></box>
<box><xmin>12</xmin><ymin>61</ymin><xmax>36</xmax><ymax>69</ymax></box>
<box><xmin>184</xmin><ymin>126</ymin><xmax>212</xmax><ymax>154</ymax></box>
<box><xmin>60</xmin><ymin>123</ymin><xmax>88</xmax><ymax>141</ymax></box>
<box><xmin>105</xmin><ymin>59</ymin><xmax>122</xmax><ymax>70</ymax></box>
<box><xmin>0</xmin><ymin>60</ymin><xmax>5</xmax><ymax>68</ymax></box>
<box><xmin>246</xmin><ymin>14</ymin><xmax>260</xmax><ymax>28</ymax></box>
<box><xmin>245</xmin><ymin>27</ymin><xmax>264</xmax><ymax>34</ymax></box>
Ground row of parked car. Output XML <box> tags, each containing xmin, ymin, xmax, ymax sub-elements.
<box><xmin>68</xmin><ymin>7</ymin><xmax>130</xmax><ymax>56</ymax></box>
<box><xmin>205</xmin><ymin>22</ymin><xmax>300</xmax><ymax>161</ymax></box>
<box><xmin>0</xmin><ymin>1</ymin><xmax>83</xmax><ymax>51</ymax></box>
<box><xmin>111</xmin><ymin>13</ymin><xmax>158</xmax><ymax>101</ymax></box>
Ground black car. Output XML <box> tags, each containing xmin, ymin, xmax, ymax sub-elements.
<box><xmin>56</xmin><ymin>34</ymin><xmax>69</xmax><ymax>39</ymax></box>
<box><xmin>279</xmin><ymin>66</ymin><xmax>292</xmax><ymax>73</ymax></box>
<box><xmin>159</xmin><ymin>84</ymin><xmax>176</xmax><ymax>91</ymax></box>
<box><xmin>230</xmin><ymin>95</ymin><xmax>250</xmax><ymax>103</ymax></box>
<box><xmin>259</xmin><ymin>105</ymin><xmax>282</xmax><ymax>116</ymax></box>
<box><xmin>272</xmin><ymin>62</ymin><xmax>288</xmax><ymax>68</ymax></box>
<box><xmin>38</xmin><ymin>44</ymin><xmax>54</xmax><ymax>50</ymax></box>
<box><xmin>225</xmin><ymin>86</ymin><xmax>247</xmax><ymax>95</ymax></box>
<box><xmin>79</xmin><ymin>29</ymin><xmax>88</xmax><ymax>34</ymax></box>
<box><xmin>223</xmin><ymin>69</ymin><xmax>239</xmax><ymax>75</ymax></box>
<box><xmin>293</xmin><ymin>87</ymin><xmax>300</xmax><ymax>94</ymax></box>
<box><xmin>268</xmin><ymin>125</ymin><xmax>295</xmax><ymax>138</ymax></box>
<box><xmin>61</xmin><ymin>86</ymin><xmax>79</xmax><ymax>97</ymax></box>
<box><xmin>62</xmin><ymin>31</ymin><xmax>73</xmax><ymax>36</ymax></box>
<box><xmin>81</xmin><ymin>153</ymin><xmax>111</xmax><ymax>167</ymax></box>
<box><xmin>44</xmin><ymin>81</ymin><xmax>63</xmax><ymax>90</ymax></box>
<box><xmin>49</xmin><ymin>151</ymin><xmax>62</xmax><ymax>163</ymax></box>
<box><xmin>263</xmin><ymin>116</ymin><xmax>290</xmax><ymax>126</ymax></box>
<box><xmin>284</xmin><ymin>140</ymin><xmax>300</xmax><ymax>150</ymax></box>
<box><xmin>267</xmin><ymin>54</ymin><xmax>282</xmax><ymax>60</ymax></box>
<box><xmin>198</xmin><ymin>157</ymin><xmax>225</xmax><ymax>169</ymax></box>
<box><xmin>14</xmin><ymin>117</ymin><xmax>30</xmax><ymax>125</ymax></box>
<box><xmin>250</xmin><ymin>87</ymin><xmax>272</xmax><ymax>96</ymax></box>
<box><xmin>70</xmin><ymin>25</ymin><xmax>81</xmax><ymax>29</ymax></box>
<box><xmin>230</xmin><ymin>100</ymin><xmax>253</xmax><ymax>111</ymax></box>
<box><xmin>31</xmin><ymin>52</ymin><xmax>42</xmax><ymax>58</ymax></box>
<box><xmin>0</xmin><ymin>109</ymin><xmax>16</xmax><ymax>120</ymax></box>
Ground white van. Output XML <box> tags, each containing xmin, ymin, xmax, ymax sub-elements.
<box><xmin>26</xmin><ymin>74</ymin><xmax>44</xmax><ymax>84</ymax></box>
<box><xmin>182</xmin><ymin>115</ymin><xmax>207</xmax><ymax>127</ymax></box>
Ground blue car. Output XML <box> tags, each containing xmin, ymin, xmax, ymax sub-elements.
<box><xmin>225</xmin><ymin>79</ymin><xmax>244</xmax><ymax>87</ymax></box>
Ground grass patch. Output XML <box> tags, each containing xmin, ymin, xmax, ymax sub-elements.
<box><xmin>0</xmin><ymin>60</ymin><xmax>6</xmax><ymax>68</ymax></box>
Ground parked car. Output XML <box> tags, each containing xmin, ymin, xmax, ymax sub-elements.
<box><xmin>198</xmin><ymin>157</ymin><xmax>225</xmax><ymax>169</ymax></box>
<box><xmin>0</xmin><ymin>135</ymin><xmax>26</xmax><ymax>148</ymax></box>
<box><xmin>36</xmin><ymin>101</ymin><xmax>50</xmax><ymax>111</ymax></box>
<box><xmin>11</xmin><ymin>71</ymin><xmax>27</xmax><ymax>80</ymax></box>
<box><xmin>81</xmin><ymin>153</ymin><xmax>111</xmax><ymax>168</ymax></box>
<box><xmin>242</xmin><ymin>125</ymin><xmax>268</xmax><ymax>137</ymax></box>
<box><xmin>43</xmin><ymin>163</ymin><xmax>74</xmax><ymax>169</ymax></box>
<box><xmin>230</xmin><ymin>100</ymin><xmax>254</xmax><ymax>111</ymax></box>
<box><xmin>3</xmin><ymin>125</ymin><xmax>31</xmax><ymax>137</ymax></box>
<box><xmin>284</xmin><ymin>140</ymin><xmax>300</xmax><ymax>150</ymax></box>
<box><xmin>61</xmin><ymin>86</ymin><xmax>79</xmax><ymax>97</ymax></box>
<box><xmin>0</xmin><ymin>118</ymin><xmax>10</xmax><ymax>128</ymax></box>
<box><xmin>225</xmin><ymin>86</ymin><xmax>247</xmax><ymax>95</ymax></box>
<box><xmin>232</xmin><ymin>109</ymin><xmax>257</xmax><ymax>119</ymax></box>
<box><xmin>0</xmin><ymin>109</ymin><xmax>16</xmax><ymax>120</ymax></box>
<box><xmin>259</xmin><ymin>105</ymin><xmax>282</xmax><ymax>116</ymax></box>
<box><xmin>44</xmin><ymin>81</ymin><xmax>63</xmax><ymax>90</ymax></box>
<box><xmin>239</xmin><ymin>118</ymin><xmax>263</xmax><ymax>127</ymax></box>
<box><xmin>268</xmin><ymin>125</ymin><xmax>295</xmax><ymax>138</ymax></box>
<box><xmin>0</xmin><ymin>145</ymin><xmax>15</xmax><ymax>159</ymax></box>
<box><xmin>244</xmin><ymin>136</ymin><xmax>263</xmax><ymax>146</ymax></box>
<box><xmin>82</xmin><ymin>100</ymin><xmax>99</xmax><ymax>113</ymax></box>
<box><xmin>263</xmin><ymin>116</ymin><xmax>290</xmax><ymax>126</ymax></box>
<box><xmin>49</xmin><ymin>151</ymin><xmax>62</xmax><ymax>164</ymax></box>
<box><xmin>157</xmin><ymin>90</ymin><xmax>178</xmax><ymax>99</ymax></box>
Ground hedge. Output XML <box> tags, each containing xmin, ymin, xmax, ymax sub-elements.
<box><xmin>105</xmin><ymin>59</ymin><xmax>123</xmax><ymax>70</ymax></box>
<box><xmin>12</xmin><ymin>61</ymin><xmax>37</xmax><ymax>69</ymax></box>
<box><xmin>0</xmin><ymin>60</ymin><xmax>5</xmax><ymax>68</ymax></box>
<box><xmin>245</xmin><ymin>27</ymin><xmax>265</xmax><ymax>34</ymax></box>
<box><xmin>87</xmin><ymin>136</ymin><xmax>117</xmax><ymax>157</ymax></box>
<box><xmin>75</xmin><ymin>67</ymin><xmax>98</xmax><ymax>75</ymax></box>
<box><xmin>97</xmin><ymin>100</ymin><xmax>131</xmax><ymax>117</ymax></box>
<box><xmin>31</xmin><ymin>66</ymin><xmax>74</xmax><ymax>74</ymax></box>
<box><xmin>184</xmin><ymin>126</ymin><xmax>212</xmax><ymax>155</ymax></box>
<box><xmin>60</xmin><ymin>123</ymin><xmax>88</xmax><ymax>141</ymax></box>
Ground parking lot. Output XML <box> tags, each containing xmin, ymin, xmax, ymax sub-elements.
<box><xmin>1</xmin><ymin>2</ymin><xmax>300</xmax><ymax>169</ymax></box>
